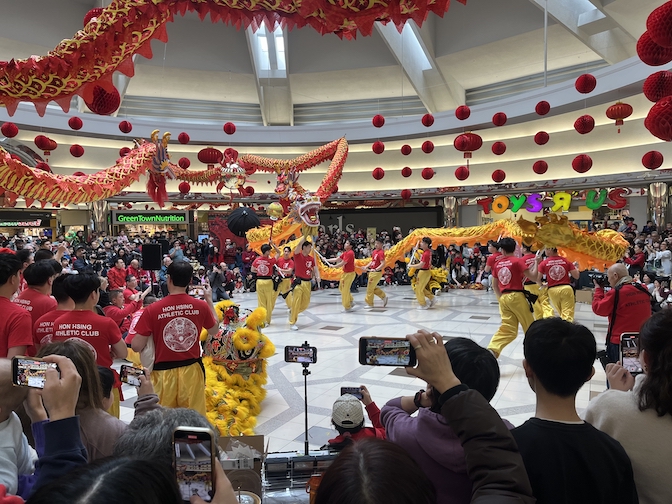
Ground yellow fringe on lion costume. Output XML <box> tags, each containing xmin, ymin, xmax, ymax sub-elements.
<box><xmin>199</xmin><ymin>300</ymin><xmax>275</xmax><ymax>436</ymax></box>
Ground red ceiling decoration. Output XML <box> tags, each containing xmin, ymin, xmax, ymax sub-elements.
<box><xmin>492</xmin><ymin>112</ymin><xmax>507</xmax><ymax>126</ymax></box>
<box><xmin>535</xmin><ymin>101</ymin><xmax>550</xmax><ymax>115</ymax></box>
<box><xmin>421</xmin><ymin>168</ymin><xmax>435</xmax><ymax>180</ymax></box>
<box><xmin>372</xmin><ymin>141</ymin><xmax>385</xmax><ymax>154</ymax></box>
<box><xmin>372</xmin><ymin>167</ymin><xmax>385</xmax><ymax>180</ymax></box>
<box><xmin>401</xmin><ymin>144</ymin><xmax>412</xmax><ymax>156</ymax></box>
<box><xmin>645</xmin><ymin>95</ymin><xmax>672</xmax><ymax>141</ymax></box>
<box><xmin>572</xmin><ymin>154</ymin><xmax>593</xmax><ymax>173</ymax></box>
<box><xmin>70</xmin><ymin>144</ymin><xmax>85</xmax><ymax>158</ymax></box>
<box><xmin>534</xmin><ymin>131</ymin><xmax>549</xmax><ymax>145</ymax></box>
<box><xmin>119</xmin><ymin>146</ymin><xmax>131</xmax><ymax>157</ymax></box>
<box><xmin>223</xmin><ymin>122</ymin><xmax>236</xmax><ymax>135</ymax></box>
<box><xmin>491</xmin><ymin>141</ymin><xmax>506</xmax><ymax>155</ymax></box>
<box><xmin>179</xmin><ymin>181</ymin><xmax>191</xmax><ymax>194</ymax></box>
<box><xmin>647</xmin><ymin>2</ymin><xmax>672</xmax><ymax>48</ymax></box>
<box><xmin>119</xmin><ymin>120</ymin><xmax>133</xmax><ymax>134</ymax></box>
<box><xmin>401</xmin><ymin>167</ymin><xmax>412</xmax><ymax>178</ymax></box>
<box><xmin>455</xmin><ymin>105</ymin><xmax>471</xmax><ymax>120</ymax></box>
<box><xmin>178</xmin><ymin>157</ymin><xmax>191</xmax><ymax>169</ymax></box>
<box><xmin>1</xmin><ymin>122</ymin><xmax>18</xmax><ymax>138</ymax></box>
<box><xmin>637</xmin><ymin>31</ymin><xmax>672</xmax><ymax>66</ymax></box>
<box><xmin>643</xmin><ymin>71</ymin><xmax>672</xmax><ymax>102</ymax></box>
<box><xmin>533</xmin><ymin>160</ymin><xmax>548</xmax><ymax>175</ymax></box>
<box><xmin>421</xmin><ymin>114</ymin><xmax>435</xmax><ymax>127</ymax></box>
<box><xmin>492</xmin><ymin>169</ymin><xmax>506</xmax><ymax>183</ymax></box>
<box><xmin>575</xmin><ymin>74</ymin><xmax>597</xmax><ymax>94</ymax></box>
<box><xmin>372</xmin><ymin>114</ymin><xmax>385</xmax><ymax>128</ymax></box>
<box><xmin>85</xmin><ymin>85</ymin><xmax>121</xmax><ymax>116</ymax></box>
<box><xmin>574</xmin><ymin>115</ymin><xmax>595</xmax><ymax>134</ymax></box>
<box><xmin>455</xmin><ymin>166</ymin><xmax>469</xmax><ymax>181</ymax></box>
<box><xmin>178</xmin><ymin>132</ymin><xmax>190</xmax><ymax>144</ymax></box>
<box><xmin>642</xmin><ymin>150</ymin><xmax>664</xmax><ymax>170</ymax></box>
<box><xmin>454</xmin><ymin>132</ymin><xmax>483</xmax><ymax>159</ymax></box>
<box><xmin>68</xmin><ymin>117</ymin><xmax>83</xmax><ymax>130</ymax></box>
<box><xmin>198</xmin><ymin>146</ymin><xmax>224</xmax><ymax>168</ymax></box>
<box><xmin>401</xmin><ymin>189</ymin><xmax>412</xmax><ymax>200</ymax></box>
<box><xmin>422</xmin><ymin>140</ymin><xmax>434</xmax><ymax>154</ymax></box>
<box><xmin>605</xmin><ymin>102</ymin><xmax>633</xmax><ymax>133</ymax></box>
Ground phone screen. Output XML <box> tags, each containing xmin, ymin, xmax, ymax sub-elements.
<box><xmin>120</xmin><ymin>365</ymin><xmax>144</xmax><ymax>387</ymax></box>
<box><xmin>174</xmin><ymin>429</ymin><xmax>215</xmax><ymax>503</ymax></box>
<box><xmin>620</xmin><ymin>334</ymin><xmax>643</xmax><ymax>375</ymax></box>
<box><xmin>188</xmin><ymin>286</ymin><xmax>205</xmax><ymax>299</ymax></box>
<box><xmin>359</xmin><ymin>337</ymin><xmax>417</xmax><ymax>366</ymax></box>
<box><xmin>340</xmin><ymin>386</ymin><xmax>363</xmax><ymax>400</ymax></box>
<box><xmin>12</xmin><ymin>357</ymin><xmax>57</xmax><ymax>388</ymax></box>
<box><xmin>284</xmin><ymin>346</ymin><xmax>317</xmax><ymax>364</ymax></box>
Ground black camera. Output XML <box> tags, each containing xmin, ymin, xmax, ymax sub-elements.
<box><xmin>588</xmin><ymin>272</ymin><xmax>609</xmax><ymax>287</ymax></box>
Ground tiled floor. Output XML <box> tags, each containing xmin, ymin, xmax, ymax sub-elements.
<box><xmin>117</xmin><ymin>285</ymin><xmax>609</xmax><ymax>453</ymax></box>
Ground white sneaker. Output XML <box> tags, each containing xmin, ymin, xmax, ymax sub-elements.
<box><xmin>382</xmin><ymin>297</ymin><xmax>388</xmax><ymax>308</ymax></box>
<box><xmin>417</xmin><ymin>304</ymin><xmax>429</xmax><ymax>310</ymax></box>
<box><xmin>342</xmin><ymin>306</ymin><xmax>353</xmax><ymax>313</ymax></box>
<box><xmin>365</xmin><ymin>305</ymin><xmax>373</xmax><ymax>310</ymax></box>
<box><xmin>290</xmin><ymin>324</ymin><xmax>299</xmax><ymax>331</ymax></box>
<box><xmin>428</xmin><ymin>298</ymin><xmax>436</xmax><ymax>308</ymax></box>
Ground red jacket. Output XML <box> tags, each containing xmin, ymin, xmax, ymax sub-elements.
<box><xmin>624</xmin><ymin>252</ymin><xmax>645</xmax><ymax>269</ymax></box>
<box><xmin>103</xmin><ymin>301</ymin><xmax>141</xmax><ymax>334</ymax></box>
<box><xmin>107</xmin><ymin>267</ymin><xmax>127</xmax><ymax>291</ymax></box>
<box><xmin>592</xmin><ymin>283</ymin><xmax>651</xmax><ymax>344</ymax></box>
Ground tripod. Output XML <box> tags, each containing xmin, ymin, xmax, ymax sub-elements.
<box><xmin>302</xmin><ymin>361</ymin><xmax>311</xmax><ymax>456</ymax></box>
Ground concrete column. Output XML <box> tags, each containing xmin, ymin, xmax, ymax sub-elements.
<box><xmin>90</xmin><ymin>201</ymin><xmax>109</xmax><ymax>235</ymax></box>
<box><xmin>648</xmin><ymin>182</ymin><xmax>668</xmax><ymax>229</ymax></box>
<box><xmin>443</xmin><ymin>196</ymin><xmax>459</xmax><ymax>228</ymax></box>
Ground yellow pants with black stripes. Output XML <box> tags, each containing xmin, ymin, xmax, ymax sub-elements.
<box><xmin>414</xmin><ymin>270</ymin><xmax>434</xmax><ymax>307</ymax></box>
<box><xmin>151</xmin><ymin>362</ymin><xmax>206</xmax><ymax>416</ymax></box>
<box><xmin>365</xmin><ymin>271</ymin><xmax>386</xmax><ymax>307</ymax></box>
<box><xmin>488</xmin><ymin>292</ymin><xmax>534</xmax><ymax>358</ymax></box>
<box><xmin>289</xmin><ymin>280</ymin><xmax>312</xmax><ymax>325</ymax></box>
<box><xmin>524</xmin><ymin>284</ymin><xmax>553</xmax><ymax>320</ymax></box>
<box><xmin>256</xmin><ymin>278</ymin><xmax>279</xmax><ymax>324</ymax></box>
<box><xmin>278</xmin><ymin>278</ymin><xmax>293</xmax><ymax>308</ymax></box>
<box><xmin>547</xmin><ymin>284</ymin><xmax>576</xmax><ymax>322</ymax></box>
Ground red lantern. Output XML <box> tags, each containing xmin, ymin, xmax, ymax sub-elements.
<box><xmin>637</xmin><ymin>31</ymin><xmax>672</xmax><ymax>66</ymax></box>
<box><xmin>1</xmin><ymin>122</ymin><xmax>18</xmax><ymax>138</ymax></box>
<box><xmin>535</xmin><ymin>101</ymin><xmax>551</xmax><ymax>116</ymax></box>
<box><xmin>48</xmin><ymin>139</ymin><xmax>57</xmax><ymax>152</ymax></box>
<box><xmin>401</xmin><ymin>167</ymin><xmax>412</xmax><ymax>178</ymax></box>
<box><xmin>492</xmin><ymin>170</ymin><xmax>506</xmax><ymax>183</ymax></box>
<box><xmin>421</xmin><ymin>168</ymin><xmax>434</xmax><ymax>180</ymax></box>
<box><xmin>643</xmin><ymin>150</ymin><xmax>664</xmax><ymax>170</ymax></box>
<box><xmin>178</xmin><ymin>132</ymin><xmax>190</xmax><ymax>144</ymax></box>
<box><xmin>372</xmin><ymin>167</ymin><xmax>385</xmax><ymax>180</ymax></box>
<box><xmin>223</xmin><ymin>122</ymin><xmax>236</xmax><ymax>135</ymax></box>
<box><xmin>198</xmin><ymin>147</ymin><xmax>223</xmax><ymax>168</ymax></box>
<box><xmin>492</xmin><ymin>112</ymin><xmax>507</xmax><ymax>126</ymax></box>
<box><xmin>643</xmin><ymin>71</ymin><xmax>672</xmax><ymax>102</ymax></box>
<box><xmin>533</xmin><ymin>160</ymin><xmax>548</xmax><ymax>175</ymax></box>
<box><xmin>572</xmin><ymin>154</ymin><xmax>593</xmax><ymax>173</ymax></box>
<box><xmin>534</xmin><ymin>131</ymin><xmax>549</xmax><ymax>145</ymax></box>
<box><xmin>70</xmin><ymin>144</ymin><xmax>84</xmax><ymax>158</ymax></box>
<box><xmin>574</xmin><ymin>115</ymin><xmax>595</xmax><ymax>134</ymax></box>
<box><xmin>422</xmin><ymin>113</ymin><xmax>434</xmax><ymax>127</ymax></box>
<box><xmin>83</xmin><ymin>7</ymin><xmax>103</xmax><ymax>26</ymax></box>
<box><xmin>455</xmin><ymin>166</ymin><xmax>469</xmax><ymax>181</ymax></box>
<box><xmin>178</xmin><ymin>157</ymin><xmax>191</xmax><ymax>169</ymax></box>
<box><xmin>34</xmin><ymin>135</ymin><xmax>50</xmax><ymax>151</ymax></box>
<box><xmin>245</xmin><ymin>186</ymin><xmax>255</xmax><ymax>196</ymax></box>
<box><xmin>372</xmin><ymin>141</ymin><xmax>385</xmax><ymax>154</ymax></box>
<box><xmin>372</xmin><ymin>114</ymin><xmax>385</xmax><ymax>128</ymax></box>
<box><xmin>422</xmin><ymin>141</ymin><xmax>434</xmax><ymax>154</ymax></box>
<box><xmin>455</xmin><ymin>105</ymin><xmax>471</xmax><ymax>120</ymax></box>
<box><xmin>645</xmin><ymin>96</ymin><xmax>672</xmax><ymax>141</ymax></box>
<box><xmin>454</xmin><ymin>132</ymin><xmax>483</xmax><ymax>159</ymax></box>
<box><xmin>119</xmin><ymin>121</ymin><xmax>133</xmax><ymax>134</ymax></box>
<box><xmin>491</xmin><ymin>141</ymin><xmax>506</xmax><ymax>155</ymax></box>
<box><xmin>72</xmin><ymin>171</ymin><xmax>85</xmax><ymax>177</ymax></box>
<box><xmin>119</xmin><ymin>147</ymin><xmax>131</xmax><ymax>157</ymax></box>
<box><xmin>68</xmin><ymin>117</ymin><xmax>83</xmax><ymax>130</ymax></box>
<box><xmin>178</xmin><ymin>182</ymin><xmax>191</xmax><ymax>194</ymax></box>
<box><xmin>36</xmin><ymin>162</ymin><xmax>51</xmax><ymax>173</ymax></box>
<box><xmin>647</xmin><ymin>2</ymin><xmax>672</xmax><ymax>48</ymax></box>
<box><xmin>401</xmin><ymin>189</ymin><xmax>412</xmax><ymax>200</ymax></box>
<box><xmin>606</xmin><ymin>102</ymin><xmax>633</xmax><ymax>133</ymax></box>
<box><xmin>575</xmin><ymin>74</ymin><xmax>597</xmax><ymax>94</ymax></box>
<box><xmin>85</xmin><ymin>85</ymin><xmax>121</xmax><ymax>115</ymax></box>
<box><xmin>401</xmin><ymin>144</ymin><xmax>412</xmax><ymax>155</ymax></box>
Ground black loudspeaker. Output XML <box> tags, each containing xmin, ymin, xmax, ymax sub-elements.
<box><xmin>141</xmin><ymin>243</ymin><xmax>163</xmax><ymax>271</ymax></box>
<box><xmin>158</xmin><ymin>239</ymin><xmax>170</xmax><ymax>256</ymax></box>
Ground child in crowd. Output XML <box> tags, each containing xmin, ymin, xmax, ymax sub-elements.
<box><xmin>323</xmin><ymin>386</ymin><xmax>385</xmax><ymax>451</ymax></box>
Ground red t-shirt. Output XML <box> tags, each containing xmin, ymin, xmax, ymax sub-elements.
<box><xmin>341</xmin><ymin>250</ymin><xmax>355</xmax><ymax>273</ymax></box>
<box><xmin>0</xmin><ymin>297</ymin><xmax>33</xmax><ymax>357</ymax></box>
<box><xmin>52</xmin><ymin>310</ymin><xmax>123</xmax><ymax>369</ymax></box>
<box><xmin>103</xmin><ymin>301</ymin><xmax>141</xmax><ymax>334</ymax></box>
<box><xmin>123</xmin><ymin>288</ymin><xmax>137</xmax><ymax>304</ymax></box>
<box><xmin>486</xmin><ymin>252</ymin><xmax>502</xmax><ymax>270</ymax></box>
<box><xmin>277</xmin><ymin>257</ymin><xmax>294</xmax><ymax>273</ymax></box>
<box><xmin>294</xmin><ymin>253</ymin><xmax>314</xmax><ymax>280</ymax></box>
<box><xmin>133</xmin><ymin>293</ymin><xmax>216</xmax><ymax>364</ymax></box>
<box><xmin>125</xmin><ymin>308</ymin><xmax>145</xmax><ymax>345</ymax></box>
<box><xmin>539</xmin><ymin>256</ymin><xmax>575</xmax><ymax>287</ymax></box>
<box><xmin>522</xmin><ymin>253</ymin><xmax>536</xmax><ymax>285</ymax></box>
<box><xmin>493</xmin><ymin>256</ymin><xmax>527</xmax><ymax>292</ymax></box>
<box><xmin>252</xmin><ymin>256</ymin><xmax>276</xmax><ymax>278</ymax></box>
<box><xmin>14</xmin><ymin>288</ymin><xmax>57</xmax><ymax>325</ymax></box>
<box><xmin>107</xmin><ymin>267</ymin><xmax>127</xmax><ymax>291</ymax></box>
<box><xmin>33</xmin><ymin>309</ymin><xmax>71</xmax><ymax>348</ymax></box>
<box><xmin>369</xmin><ymin>249</ymin><xmax>385</xmax><ymax>270</ymax></box>
<box><xmin>420</xmin><ymin>249</ymin><xmax>432</xmax><ymax>270</ymax></box>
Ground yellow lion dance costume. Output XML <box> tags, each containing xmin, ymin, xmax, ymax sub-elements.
<box><xmin>200</xmin><ymin>300</ymin><xmax>275</xmax><ymax>436</ymax></box>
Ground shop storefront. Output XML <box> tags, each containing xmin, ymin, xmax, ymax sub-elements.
<box><xmin>111</xmin><ymin>210</ymin><xmax>193</xmax><ymax>237</ymax></box>
<box><xmin>0</xmin><ymin>210</ymin><xmax>56</xmax><ymax>239</ymax></box>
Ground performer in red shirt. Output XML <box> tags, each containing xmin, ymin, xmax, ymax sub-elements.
<box><xmin>251</xmin><ymin>244</ymin><xmax>278</xmax><ymax>325</ymax></box>
<box><xmin>0</xmin><ymin>252</ymin><xmax>33</xmax><ymax>358</ymax></box>
<box><xmin>487</xmin><ymin>238</ymin><xmax>538</xmax><ymax>358</ymax></box>
<box><xmin>364</xmin><ymin>238</ymin><xmax>388</xmax><ymax>308</ymax></box>
<box><xmin>107</xmin><ymin>258</ymin><xmax>127</xmax><ymax>291</ymax></box>
<box><xmin>276</xmin><ymin>246</ymin><xmax>295</xmax><ymax>308</ymax></box>
<box><xmin>484</xmin><ymin>240</ymin><xmax>502</xmax><ymax>275</ymax></box>
<box><xmin>407</xmin><ymin>237</ymin><xmax>435</xmax><ymax>309</ymax></box>
<box><xmin>537</xmin><ymin>248</ymin><xmax>579</xmax><ymax>322</ymax></box>
<box><xmin>327</xmin><ymin>240</ymin><xmax>357</xmax><ymax>312</ymax></box>
<box><xmin>521</xmin><ymin>245</ymin><xmax>552</xmax><ymax>321</ymax></box>
<box><xmin>131</xmin><ymin>261</ymin><xmax>218</xmax><ymax>415</ymax></box>
<box><xmin>14</xmin><ymin>261</ymin><xmax>58</xmax><ymax>354</ymax></box>
<box><xmin>33</xmin><ymin>274</ymin><xmax>74</xmax><ymax>350</ymax></box>
<box><xmin>289</xmin><ymin>237</ymin><xmax>315</xmax><ymax>331</ymax></box>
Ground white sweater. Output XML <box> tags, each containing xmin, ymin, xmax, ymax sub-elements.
<box><xmin>0</xmin><ymin>412</ymin><xmax>37</xmax><ymax>495</ymax></box>
<box><xmin>585</xmin><ymin>375</ymin><xmax>672</xmax><ymax>504</ymax></box>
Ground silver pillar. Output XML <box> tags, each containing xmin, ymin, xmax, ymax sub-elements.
<box><xmin>648</xmin><ymin>182</ymin><xmax>668</xmax><ymax>229</ymax></box>
<box><xmin>90</xmin><ymin>200</ymin><xmax>109</xmax><ymax>235</ymax></box>
<box><xmin>443</xmin><ymin>196</ymin><xmax>458</xmax><ymax>228</ymax></box>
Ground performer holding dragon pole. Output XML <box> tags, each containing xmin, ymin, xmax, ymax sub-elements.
<box><xmin>326</xmin><ymin>239</ymin><xmax>357</xmax><ymax>312</ymax></box>
<box><xmin>288</xmin><ymin>236</ymin><xmax>316</xmax><ymax>331</ymax></box>
<box><xmin>407</xmin><ymin>237</ymin><xmax>435</xmax><ymax>310</ymax></box>
<box><xmin>363</xmin><ymin>238</ymin><xmax>388</xmax><ymax>309</ymax></box>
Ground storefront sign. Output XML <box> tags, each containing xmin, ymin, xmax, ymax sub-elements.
<box><xmin>0</xmin><ymin>211</ymin><xmax>52</xmax><ymax>227</ymax></box>
<box><xmin>477</xmin><ymin>188</ymin><xmax>629</xmax><ymax>214</ymax></box>
<box><xmin>113</xmin><ymin>211</ymin><xmax>188</xmax><ymax>224</ymax></box>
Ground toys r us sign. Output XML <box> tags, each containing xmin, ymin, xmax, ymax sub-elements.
<box><xmin>477</xmin><ymin>188</ymin><xmax>629</xmax><ymax>215</ymax></box>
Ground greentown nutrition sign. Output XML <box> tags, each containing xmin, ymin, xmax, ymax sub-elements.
<box><xmin>113</xmin><ymin>212</ymin><xmax>188</xmax><ymax>224</ymax></box>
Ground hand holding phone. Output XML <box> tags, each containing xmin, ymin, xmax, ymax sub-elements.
<box><xmin>40</xmin><ymin>355</ymin><xmax>82</xmax><ymax>422</ymax></box>
<box><xmin>173</xmin><ymin>427</ymin><xmax>216</xmax><ymax>503</ymax></box>
<box><xmin>12</xmin><ymin>357</ymin><xmax>58</xmax><ymax>389</ymax></box>
<box><xmin>120</xmin><ymin>365</ymin><xmax>144</xmax><ymax>387</ymax></box>
<box><xmin>620</xmin><ymin>333</ymin><xmax>643</xmax><ymax>376</ymax></box>
<box><xmin>340</xmin><ymin>386</ymin><xmax>363</xmax><ymax>400</ymax></box>
<box><xmin>605</xmin><ymin>362</ymin><xmax>636</xmax><ymax>392</ymax></box>
<box><xmin>358</xmin><ymin>337</ymin><xmax>417</xmax><ymax>367</ymax></box>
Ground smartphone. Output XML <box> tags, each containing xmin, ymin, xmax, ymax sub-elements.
<box><xmin>188</xmin><ymin>286</ymin><xmax>205</xmax><ymax>299</ymax></box>
<box><xmin>620</xmin><ymin>333</ymin><xmax>643</xmax><ymax>376</ymax></box>
<box><xmin>358</xmin><ymin>337</ymin><xmax>417</xmax><ymax>367</ymax></box>
<box><xmin>11</xmin><ymin>357</ymin><xmax>58</xmax><ymax>389</ymax></box>
<box><xmin>120</xmin><ymin>365</ymin><xmax>144</xmax><ymax>387</ymax></box>
<box><xmin>340</xmin><ymin>386</ymin><xmax>363</xmax><ymax>400</ymax></box>
<box><xmin>284</xmin><ymin>346</ymin><xmax>317</xmax><ymax>364</ymax></box>
<box><xmin>173</xmin><ymin>427</ymin><xmax>216</xmax><ymax>503</ymax></box>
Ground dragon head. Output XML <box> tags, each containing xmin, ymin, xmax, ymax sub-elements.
<box><xmin>291</xmin><ymin>192</ymin><xmax>321</xmax><ymax>227</ymax></box>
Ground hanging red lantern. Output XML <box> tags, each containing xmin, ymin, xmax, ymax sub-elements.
<box><xmin>421</xmin><ymin>168</ymin><xmax>434</xmax><ymax>180</ymax></box>
<box><xmin>72</xmin><ymin>171</ymin><xmax>85</xmax><ymax>177</ymax></box>
<box><xmin>605</xmin><ymin>102</ymin><xmax>633</xmax><ymax>133</ymax></box>
<box><xmin>572</xmin><ymin>154</ymin><xmax>593</xmax><ymax>173</ymax></box>
<box><xmin>647</xmin><ymin>2</ymin><xmax>672</xmax><ymax>48</ymax></box>
<box><xmin>401</xmin><ymin>144</ymin><xmax>412</xmax><ymax>155</ymax></box>
<box><xmin>36</xmin><ymin>162</ymin><xmax>51</xmax><ymax>173</ymax></box>
<box><xmin>642</xmin><ymin>150</ymin><xmax>664</xmax><ymax>170</ymax></box>
<box><xmin>492</xmin><ymin>112</ymin><xmax>507</xmax><ymax>126</ymax></box>
<box><xmin>178</xmin><ymin>182</ymin><xmax>191</xmax><ymax>194</ymax></box>
<box><xmin>491</xmin><ymin>141</ymin><xmax>506</xmax><ymax>155</ymax></box>
<box><xmin>637</xmin><ymin>31</ymin><xmax>672</xmax><ymax>66</ymax></box>
<box><xmin>119</xmin><ymin>147</ymin><xmax>131</xmax><ymax>157</ymax></box>
<box><xmin>198</xmin><ymin>147</ymin><xmax>223</xmax><ymax>168</ymax></box>
<box><xmin>534</xmin><ymin>131</ymin><xmax>549</xmax><ymax>145</ymax></box>
<box><xmin>83</xmin><ymin>7</ymin><xmax>103</xmax><ymax>26</ymax></box>
<box><xmin>575</xmin><ymin>74</ymin><xmax>597</xmax><ymax>94</ymax></box>
<box><xmin>372</xmin><ymin>167</ymin><xmax>385</xmax><ymax>180</ymax></box>
<box><xmin>178</xmin><ymin>157</ymin><xmax>191</xmax><ymax>169</ymax></box>
<box><xmin>645</xmin><ymin>96</ymin><xmax>672</xmax><ymax>141</ymax></box>
<box><xmin>535</xmin><ymin>101</ymin><xmax>551</xmax><ymax>116</ymax></box>
<box><xmin>223</xmin><ymin>122</ymin><xmax>236</xmax><ymax>135</ymax></box>
<box><xmin>401</xmin><ymin>167</ymin><xmax>412</xmax><ymax>178</ymax></box>
<box><xmin>533</xmin><ymin>160</ymin><xmax>548</xmax><ymax>175</ymax></box>
<box><xmin>48</xmin><ymin>139</ymin><xmax>57</xmax><ymax>152</ymax></box>
<box><xmin>84</xmin><ymin>85</ymin><xmax>121</xmax><ymax>115</ymax></box>
<box><xmin>422</xmin><ymin>113</ymin><xmax>434</xmax><ymax>127</ymax></box>
<box><xmin>492</xmin><ymin>170</ymin><xmax>506</xmax><ymax>183</ymax></box>
<box><xmin>245</xmin><ymin>186</ymin><xmax>255</xmax><ymax>196</ymax></box>
<box><xmin>119</xmin><ymin>121</ymin><xmax>133</xmax><ymax>134</ymax></box>
<box><xmin>68</xmin><ymin>117</ymin><xmax>83</xmax><ymax>130</ymax></box>
<box><xmin>372</xmin><ymin>141</ymin><xmax>385</xmax><ymax>154</ymax></box>
<box><xmin>372</xmin><ymin>114</ymin><xmax>385</xmax><ymax>128</ymax></box>
<box><xmin>455</xmin><ymin>105</ymin><xmax>471</xmax><ymax>120</ymax></box>
<box><xmin>70</xmin><ymin>144</ymin><xmax>84</xmax><ymax>158</ymax></box>
<box><xmin>454</xmin><ymin>132</ymin><xmax>483</xmax><ymax>159</ymax></box>
<box><xmin>643</xmin><ymin>71</ymin><xmax>672</xmax><ymax>102</ymax></box>
<box><xmin>178</xmin><ymin>132</ymin><xmax>190</xmax><ymax>144</ymax></box>
<box><xmin>422</xmin><ymin>141</ymin><xmax>434</xmax><ymax>154</ymax></box>
<box><xmin>1</xmin><ymin>122</ymin><xmax>18</xmax><ymax>138</ymax></box>
<box><xmin>455</xmin><ymin>166</ymin><xmax>469</xmax><ymax>181</ymax></box>
<box><xmin>401</xmin><ymin>189</ymin><xmax>412</xmax><ymax>200</ymax></box>
<box><xmin>34</xmin><ymin>135</ymin><xmax>50</xmax><ymax>152</ymax></box>
<box><xmin>574</xmin><ymin>115</ymin><xmax>595</xmax><ymax>134</ymax></box>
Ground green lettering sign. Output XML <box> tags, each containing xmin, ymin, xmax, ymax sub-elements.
<box><xmin>585</xmin><ymin>189</ymin><xmax>607</xmax><ymax>210</ymax></box>
<box><xmin>116</xmin><ymin>213</ymin><xmax>186</xmax><ymax>223</ymax></box>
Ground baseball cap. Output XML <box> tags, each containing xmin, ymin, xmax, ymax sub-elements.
<box><xmin>332</xmin><ymin>394</ymin><xmax>364</xmax><ymax>428</ymax></box>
